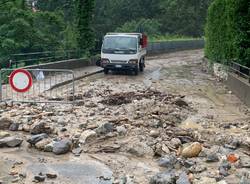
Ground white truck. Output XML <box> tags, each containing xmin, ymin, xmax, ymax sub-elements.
<box><xmin>100</xmin><ymin>33</ymin><xmax>147</xmax><ymax>75</ymax></box>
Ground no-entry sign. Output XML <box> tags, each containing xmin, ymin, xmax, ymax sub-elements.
<box><xmin>9</xmin><ymin>69</ymin><xmax>33</xmax><ymax>93</ymax></box>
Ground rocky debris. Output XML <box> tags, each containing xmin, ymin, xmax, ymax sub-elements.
<box><xmin>72</xmin><ymin>147</ymin><xmax>83</xmax><ymax>156</ymax></box>
<box><xmin>171</xmin><ymin>138</ymin><xmax>182</xmax><ymax>149</ymax></box>
<box><xmin>52</xmin><ymin>139</ymin><xmax>72</xmax><ymax>155</ymax></box>
<box><xmin>219</xmin><ymin>161</ymin><xmax>231</xmax><ymax>177</ymax></box>
<box><xmin>116</xmin><ymin>125</ymin><xmax>127</xmax><ymax>135</ymax></box>
<box><xmin>35</xmin><ymin>138</ymin><xmax>52</xmax><ymax>150</ymax></box>
<box><xmin>176</xmin><ymin>172</ymin><xmax>190</xmax><ymax>184</ymax></box>
<box><xmin>181</xmin><ymin>142</ymin><xmax>202</xmax><ymax>158</ymax></box>
<box><xmin>44</xmin><ymin>141</ymin><xmax>55</xmax><ymax>152</ymax></box>
<box><xmin>127</xmin><ymin>141</ymin><xmax>154</xmax><ymax>157</ymax></box>
<box><xmin>0</xmin><ymin>136</ymin><xmax>23</xmax><ymax>147</ymax></box>
<box><xmin>150</xmin><ymin>171</ymin><xmax>176</xmax><ymax>184</ymax></box>
<box><xmin>239</xmin><ymin>156</ymin><xmax>250</xmax><ymax>168</ymax></box>
<box><xmin>95</xmin><ymin>122</ymin><xmax>114</xmax><ymax>135</ymax></box>
<box><xmin>9</xmin><ymin>123</ymin><xmax>19</xmax><ymax>131</ymax></box>
<box><xmin>34</xmin><ymin>173</ymin><xmax>46</xmax><ymax>182</ymax></box>
<box><xmin>0</xmin><ymin>131</ymin><xmax>10</xmax><ymax>139</ymax></box>
<box><xmin>206</xmin><ymin>153</ymin><xmax>219</xmax><ymax>162</ymax></box>
<box><xmin>158</xmin><ymin>154</ymin><xmax>178</xmax><ymax>168</ymax></box>
<box><xmin>30</xmin><ymin>122</ymin><xmax>54</xmax><ymax>135</ymax></box>
<box><xmin>81</xmin><ymin>130</ymin><xmax>97</xmax><ymax>143</ymax></box>
<box><xmin>174</xmin><ymin>98</ymin><xmax>189</xmax><ymax>107</ymax></box>
<box><xmin>46</xmin><ymin>173</ymin><xmax>57</xmax><ymax>179</ymax></box>
<box><xmin>193</xmin><ymin>177</ymin><xmax>217</xmax><ymax>184</ymax></box>
<box><xmin>0</xmin><ymin>117</ymin><xmax>13</xmax><ymax>130</ymax></box>
<box><xmin>149</xmin><ymin>130</ymin><xmax>160</xmax><ymax>138</ymax></box>
<box><xmin>189</xmin><ymin>165</ymin><xmax>207</xmax><ymax>173</ymax></box>
<box><xmin>27</xmin><ymin>133</ymin><xmax>48</xmax><ymax>145</ymax></box>
<box><xmin>240</xmin><ymin>172</ymin><xmax>250</xmax><ymax>184</ymax></box>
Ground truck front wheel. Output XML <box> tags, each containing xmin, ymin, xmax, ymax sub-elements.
<box><xmin>104</xmin><ymin>68</ymin><xmax>109</xmax><ymax>74</ymax></box>
<box><xmin>139</xmin><ymin>58</ymin><xmax>145</xmax><ymax>72</ymax></box>
<box><xmin>134</xmin><ymin>68</ymin><xmax>139</xmax><ymax>75</ymax></box>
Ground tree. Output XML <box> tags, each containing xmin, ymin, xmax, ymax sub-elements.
<box><xmin>77</xmin><ymin>0</ymin><xmax>95</xmax><ymax>53</ymax></box>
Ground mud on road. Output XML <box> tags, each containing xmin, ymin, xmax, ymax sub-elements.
<box><xmin>0</xmin><ymin>50</ymin><xmax>249</xmax><ymax>184</ymax></box>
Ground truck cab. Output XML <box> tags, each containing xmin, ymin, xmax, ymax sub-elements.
<box><xmin>100</xmin><ymin>33</ymin><xmax>147</xmax><ymax>75</ymax></box>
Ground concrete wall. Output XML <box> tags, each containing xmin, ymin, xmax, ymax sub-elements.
<box><xmin>147</xmin><ymin>39</ymin><xmax>205</xmax><ymax>55</ymax></box>
<box><xmin>226</xmin><ymin>73</ymin><xmax>250</xmax><ymax>107</ymax></box>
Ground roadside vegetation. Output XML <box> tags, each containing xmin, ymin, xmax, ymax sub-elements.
<box><xmin>0</xmin><ymin>0</ymin><xmax>211</xmax><ymax>67</ymax></box>
<box><xmin>205</xmin><ymin>0</ymin><xmax>250</xmax><ymax>67</ymax></box>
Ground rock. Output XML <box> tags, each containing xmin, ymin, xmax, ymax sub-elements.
<box><xmin>127</xmin><ymin>141</ymin><xmax>154</xmax><ymax>157</ymax></box>
<box><xmin>81</xmin><ymin>130</ymin><xmax>97</xmax><ymax>143</ymax></box>
<box><xmin>34</xmin><ymin>174</ymin><xmax>46</xmax><ymax>182</ymax></box>
<box><xmin>206</xmin><ymin>153</ymin><xmax>219</xmax><ymax>162</ymax></box>
<box><xmin>171</xmin><ymin>138</ymin><xmax>182</xmax><ymax>148</ymax></box>
<box><xmin>35</xmin><ymin>138</ymin><xmax>52</xmax><ymax>150</ymax></box>
<box><xmin>217</xmin><ymin>180</ymin><xmax>228</xmax><ymax>184</ymax></box>
<box><xmin>95</xmin><ymin>122</ymin><xmax>114</xmax><ymax>135</ymax></box>
<box><xmin>149</xmin><ymin>130</ymin><xmax>160</xmax><ymax>138</ymax></box>
<box><xmin>0</xmin><ymin>131</ymin><xmax>10</xmax><ymax>139</ymax></box>
<box><xmin>116</xmin><ymin>126</ymin><xmax>127</xmax><ymax>135</ymax></box>
<box><xmin>176</xmin><ymin>172</ymin><xmax>190</xmax><ymax>184</ymax></box>
<box><xmin>158</xmin><ymin>154</ymin><xmax>178</xmax><ymax>168</ymax></box>
<box><xmin>9</xmin><ymin>123</ymin><xmax>19</xmax><ymax>131</ymax></box>
<box><xmin>162</xmin><ymin>144</ymin><xmax>171</xmax><ymax>154</ymax></box>
<box><xmin>52</xmin><ymin>139</ymin><xmax>72</xmax><ymax>155</ymax></box>
<box><xmin>227</xmin><ymin>153</ymin><xmax>239</xmax><ymax>163</ymax></box>
<box><xmin>239</xmin><ymin>156</ymin><xmax>250</xmax><ymax>168</ymax></box>
<box><xmin>46</xmin><ymin>173</ymin><xmax>57</xmax><ymax>179</ymax></box>
<box><xmin>150</xmin><ymin>171</ymin><xmax>176</xmax><ymax>184</ymax></box>
<box><xmin>189</xmin><ymin>165</ymin><xmax>207</xmax><ymax>173</ymax></box>
<box><xmin>219</xmin><ymin>161</ymin><xmax>231</xmax><ymax>177</ymax></box>
<box><xmin>240</xmin><ymin>172</ymin><xmax>250</xmax><ymax>184</ymax></box>
<box><xmin>193</xmin><ymin>177</ymin><xmax>217</xmax><ymax>184</ymax></box>
<box><xmin>30</xmin><ymin>122</ymin><xmax>53</xmax><ymax>135</ymax></box>
<box><xmin>0</xmin><ymin>117</ymin><xmax>13</xmax><ymax>130</ymax></box>
<box><xmin>44</xmin><ymin>142</ymin><xmax>55</xmax><ymax>152</ymax></box>
<box><xmin>0</xmin><ymin>136</ymin><xmax>23</xmax><ymax>147</ymax></box>
<box><xmin>183</xmin><ymin>160</ymin><xmax>195</xmax><ymax>168</ymax></box>
<box><xmin>72</xmin><ymin>147</ymin><xmax>83</xmax><ymax>156</ymax></box>
<box><xmin>174</xmin><ymin>98</ymin><xmax>188</xmax><ymax>107</ymax></box>
<box><xmin>27</xmin><ymin>133</ymin><xmax>48</xmax><ymax>145</ymax></box>
<box><xmin>181</xmin><ymin>142</ymin><xmax>202</xmax><ymax>158</ymax></box>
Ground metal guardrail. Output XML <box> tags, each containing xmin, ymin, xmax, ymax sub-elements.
<box><xmin>9</xmin><ymin>50</ymin><xmax>82</xmax><ymax>68</ymax></box>
<box><xmin>230</xmin><ymin>62</ymin><xmax>250</xmax><ymax>83</ymax></box>
<box><xmin>0</xmin><ymin>68</ymin><xmax>75</xmax><ymax>104</ymax></box>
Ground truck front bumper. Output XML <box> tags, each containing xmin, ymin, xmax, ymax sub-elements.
<box><xmin>103</xmin><ymin>63</ymin><xmax>137</xmax><ymax>70</ymax></box>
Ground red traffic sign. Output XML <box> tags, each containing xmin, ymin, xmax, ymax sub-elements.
<box><xmin>9</xmin><ymin>69</ymin><xmax>33</xmax><ymax>93</ymax></box>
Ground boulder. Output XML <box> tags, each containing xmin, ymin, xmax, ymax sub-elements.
<box><xmin>158</xmin><ymin>154</ymin><xmax>178</xmax><ymax>168</ymax></box>
<box><xmin>27</xmin><ymin>133</ymin><xmax>48</xmax><ymax>145</ymax></box>
<box><xmin>52</xmin><ymin>139</ymin><xmax>72</xmax><ymax>155</ymax></box>
<box><xmin>0</xmin><ymin>136</ymin><xmax>23</xmax><ymax>147</ymax></box>
<box><xmin>127</xmin><ymin>141</ymin><xmax>154</xmax><ymax>157</ymax></box>
<box><xmin>181</xmin><ymin>142</ymin><xmax>202</xmax><ymax>158</ymax></box>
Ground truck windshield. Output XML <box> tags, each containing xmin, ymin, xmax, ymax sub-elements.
<box><xmin>102</xmin><ymin>36</ymin><xmax>137</xmax><ymax>54</ymax></box>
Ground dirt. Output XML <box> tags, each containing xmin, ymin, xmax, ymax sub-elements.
<box><xmin>0</xmin><ymin>49</ymin><xmax>249</xmax><ymax>184</ymax></box>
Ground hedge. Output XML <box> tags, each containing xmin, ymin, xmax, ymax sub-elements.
<box><xmin>205</xmin><ymin>0</ymin><xmax>250</xmax><ymax>67</ymax></box>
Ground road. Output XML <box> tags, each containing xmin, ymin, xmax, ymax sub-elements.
<box><xmin>0</xmin><ymin>49</ymin><xmax>249</xmax><ymax>184</ymax></box>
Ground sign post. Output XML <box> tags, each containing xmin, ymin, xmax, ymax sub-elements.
<box><xmin>9</xmin><ymin>69</ymin><xmax>33</xmax><ymax>93</ymax></box>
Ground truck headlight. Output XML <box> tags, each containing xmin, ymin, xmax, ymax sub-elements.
<box><xmin>128</xmin><ymin>59</ymin><xmax>138</xmax><ymax>64</ymax></box>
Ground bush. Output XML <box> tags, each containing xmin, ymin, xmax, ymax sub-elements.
<box><xmin>205</xmin><ymin>0</ymin><xmax>250</xmax><ymax>67</ymax></box>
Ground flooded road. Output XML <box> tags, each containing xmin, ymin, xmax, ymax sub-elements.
<box><xmin>0</xmin><ymin>49</ymin><xmax>249</xmax><ymax>184</ymax></box>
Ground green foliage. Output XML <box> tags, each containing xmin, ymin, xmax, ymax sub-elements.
<box><xmin>116</xmin><ymin>19</ymin><xmax>161</xmax><ymax>35</ymax></box>
<box><xmin>77</xmin><ymin>0</ymin><xmax>95</xmax><ymax>54</ymax></box>
<box><xmin>205</xmin><ymin>0</ymin><xmax>250</xmax><ymax>67</ymax></box>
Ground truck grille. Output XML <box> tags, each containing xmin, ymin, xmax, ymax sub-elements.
<box><xmin>111</xmin><ymin>60</ymin><xmax>127</xmax><ymax>63</ymax></box>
